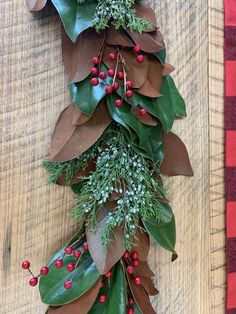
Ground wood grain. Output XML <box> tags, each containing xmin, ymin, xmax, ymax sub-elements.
<box><xmin>209</xmin><ymin>1</ymin><xmax>225</xmax><ymax>313</ymax></box>
<box><xmin>0</xmin><ymin>0</ymin><xmax>225</xmax><ymax>313</ymax></box>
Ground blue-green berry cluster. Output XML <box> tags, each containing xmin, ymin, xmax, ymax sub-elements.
<box><xmin>73</xmin><ymin>128</ymin><xmax>168</xmax><ymax>249</ymax></box>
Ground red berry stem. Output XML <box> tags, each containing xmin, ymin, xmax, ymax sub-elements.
<box><xmin>112</xmin><ymin>49</ymin><xmax>120</xmax><ymax>86</ymax></box>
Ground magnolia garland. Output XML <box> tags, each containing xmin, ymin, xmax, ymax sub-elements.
<box><xmin>22</xmin><ymin>1</ymin><xmax>193</xmax><ymax>313</ymax></box>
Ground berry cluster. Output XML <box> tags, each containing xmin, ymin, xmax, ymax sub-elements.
<box><xmin>21</xmin><ymin>241</ymin><xmax>89</xmax><ymax>289</ymax></box>
<box><xmin>90</xmin><ymin>45</ymin><xmax>147</xmax><ymax>116</ymax></box>
<box><xmin>123</xmin><ymin>250</ymin><xmax>141</xmax><ymax>285</ymax></box>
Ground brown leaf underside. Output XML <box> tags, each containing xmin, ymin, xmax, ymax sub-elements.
<box><xmin>133</xmin><ymin>261</ymin><xmax>155</xmax><ymax>278</ymax></box>
<box><xmin>72</xmin><ymin>105</ymin><xmax>91</xmax><ymax>126</ymax></box>
<box><xmin>46</xmin><ymin>279</ymin><xmax>101</xmax><ymax>314</ymax></box>
<box><xmin>62</xmin><ymin>28</ymin><xmax>106</xmax><ymax>83</ymax></box>
<box><xmin>160</xmin><ymin>132</ymin><xmax>194</xmax><ymax>176</ymax></box>
<box><xmin>48</xmin><ymin>103</ymin><xmax>111</xmax><ymax>162</ymax></box>
<box><xmin>127</xmin><ymin>30</ymin><xmax>165</xmax><ymax>54</ymax></box>
<box><xmin>127</xmin><ymin>273</ymin><xmax>156</xmax><ymax>314</ymax></box>
<box><xmin>86</xmin><ymin>207</ymin><xmax>126</xmax><ymax>274</ymax></box>
<box><xmin>131</xmin><ymin>227</ymin><xmax>150</xmax><ymax>262</ymax></box>
<box><xmin>140</xmin><ymin>277</ymin><xmax>159</xmax><ymax>296</ymax></box>
<box><xmin>134</xmin><ymin>3</ymin><xmax>157</xmax><ymax>32</ymax></box>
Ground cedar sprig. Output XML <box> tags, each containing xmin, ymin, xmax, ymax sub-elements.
<box><xmin>92</xmin><ymin>0</ymin><xmax>151</xmax><ymax>32</ymax></box>
<box><xmin>73</xmin><ymin>126</ymin><xmax>168</xmax><ymax>249</ymax></box>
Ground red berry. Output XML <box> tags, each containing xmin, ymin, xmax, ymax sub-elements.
<box><xmin>73</xmin><ymin>249</ymin><xmax>81</xmax><ymax>259</ymax></box>
<box><xmin>64</xmin><ymin>280</ymin><xmax>72</xmax><ymax>289</ymax></box>
<box><xmin>126</xmin><ymin>90</ymin><xmax>133</xmax><ymax>98</ymax></box>
<box><xmin>105</xmin><ymin>270</ymin><xmax>112</xmax><ymax>278</ymax></box>
<box><xmin>131</xmin><ymin>251</ymin><xmax>139</xmax><ymax>260</ymax></box>
<box><xmin>133</xmin><ymin>44</ymin><xmax>142</xmax><ymax>53</ymax></box>
<box><xmin>132</xmin><ymin>259</ymin><xmax>139</xmax><ymax>267</ymax></box>
<box><xmin>54</xmin><ymin>259</ymin><xmax>63</xmax><ymax>268</ymax></box>
<box><xmin>117</xmin><ymin>71</ymin><xmax>124</xmax><ymax>80</ymax></box>
<box><xmin>91</xmin><ymin>67</ymin><xmax>98</xmax><ymax>75</ymax></box>
<box><xmin>65</xmin><ymin>247</ymin><xmax>73</xmax><ymax>255</ymax></box>
<box><xmin>29</xmin><ymin>277</ymin><xmax>38</xmax><ymax>286</ymax></box>
<box><xmin>115</xmin><ymin>99</ymin><xmax>123</xmax><ymax>107</ymax></box>
<box><xmin>113</xmin><ymin>82</ymin><xmax>119</xmax><ymax>90</ymax></box>
<box><xmin>105</xmin><ymin>86</ymin><xmax>113</xmax><ymax>94</ymax></box>
<box><xmin>92</xmin><ymin>56</ymin><xmax>100</xmax><ymax>65</ymax></box>
<box><xmin>127</xmin><ymin>265</ymin><xmax>134</xmax><ymax>274</ymax></box>
<box><xmin>108</xmin><ymin>69</ymin><xmax>115</xmax><ymax>77</ymax></box>
<box><xmin>99</xmin><ymin>294</ymin><xmax>107</xmax><ymax>303</ymax></box>
<box><xmin>82</xmin><ymin>242</ymin><xmax>89</xmax><ymax>251</ymax></box>
<box><xmin>67</xmin><ymin>263</ymin><xmax>75</xmax><ymax>272</ymax></box>
<box><xmin>123</xmin><ymin>251</ymin><xmax>131</xmax><ymax>259</ymax></box>
<box><xmin>127</xmin><ymin>306</ymin><xmax>134</xmax><ymax>314</ymax></box>
<box><xmin>109</xmin><ymin>52</ymin><xmax>117</xmax><ymax>61</ymax></box>
<box><xmin>128</xmin><ymin>297</ymin><xmax>134</xmax><ymax>304</ymax></box>
<box><xmin>136</xmin><ymin>55</ymin><xmax>145</xmax><ymax>63</ymax></box>
<box><xmin>21</xmin><ymin>261</ymin><xmax>30</xmax><ymax>269</ymax></box>
<box><xmin>40</xmin><ymin>266</ymin><xmax>49</xmax><ymax>276</ymax></box>
<box><xmin>99</xmin><ymin>71</ymin><xmax>107</xmax><ymax>79</ymax></box>
<box><xmin>126</xmin><ymin>80</ymin><xmax>133</xmax><ymax>89</ymax></box>
<box><xmin>91</xmin><ymin>77</ymin><xmax>99</xmax><ymax>86</ymax></box>
<box><xmin>138</xmin><ymin>108</ymin><xmax>147</xmax><ymax>116</ymax></box>
<box><xmin>134</xmin><ymin>277</ymin><xmax>142</xmax><ymax>285</ymax></box>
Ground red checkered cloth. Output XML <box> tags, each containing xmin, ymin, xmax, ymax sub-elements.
<box><xmin>225</xmin><ymin>0</ymin><xmax>236</xmax><ymax>312</ymax></box>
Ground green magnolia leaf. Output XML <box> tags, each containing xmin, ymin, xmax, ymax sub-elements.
<box><xmin>161</xmin><ymin>75</ymin><xmax>187</xmax><ymax>118</ymax></box>
<box><xmin>40</xmin><ymin>251</ymin><xmax>100</xmax><ymax>305</ymax></box>
<box><xmin>154</xmin><ymin>48</ymin><xmax>166</xmax><ymax>64</ymax></box>
<box><xmin>106</xmin><ymin>95</ymin><xmax>163</xmax><ymax>163</ymax></box>
<box><xmin>105</xmin><ymin>263</ymin><xmax>126</xmax><ymax>313</ymax></box>
<box><xmin>158</xmin><ymin>201</ymin><xmax>173</xmax><ymax>222</ymax></box>
<box><xmin>46</xmin><ymin>226</ymin><xmax>85</xmax><ymax>265</ymax></box>
<box><xmin>89</xmin><ymin>263</ymin><xmax>126</xmax><ymax>314</ymax></box>
<box><xmin>51</xmin><ymin>0</ymin><xmax>97</xmax><ymax>43</ymax></box>
<box><xmin>142</xmin><ymin>215</ymin><xmax>176</xmax><ymax>253</ymax></box>
<box><xmin>70</xmin><ymin>64</ymin><xmax>113</xmax><ymax>116</ymax></box>
<box><xmin>125</xmin><ymin>92</ymin><xmax>175</xmax><ymax>133</ymax></box>
<box><xmin>71</xmin><ymin>181</ymin><xmax>84</xmax><ymax>194</ymax></box>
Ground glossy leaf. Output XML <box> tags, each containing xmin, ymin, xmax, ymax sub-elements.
<box><xmin>89</xmin><ymin>263</ymin><xmax>126</xmax><ymax>314</ymax></box>
<box><xmin>127</xmin><ymin>92</ymin><xmax>175</xmax><ymax>133</ymax></box>
<box><xmin>105</xmin><ymin>263</ymin><xmax>127</xmax><ymax>314</ymax></box>
<box><xmin>161</xmin><ymin>75</ymin><xmax>187</xmax><ymax>118</ymax></box>
<box><xmin>70</xmin><ymin>64</ymin><xmax>112</xmax><ymax>116</ymax></box>
<box><xmin>106</xmin><ymin>95</ymin><xmax>163</xmax><ymax>163</ymax></box>
<box><xmin>142</xmin><ymin>215</ymin><xmax>176</xmax><ymax>253</ymax></box>
<box><xmin>154</xmin><ymin>48</ymin><xmax>166</xmax><ymax>64</ymax></box>
<box><xmin>46</xmin><ymin>279</ymin><xmax>102</xmax><ymax>314</ymax></box>
<box><xmin>40</xmin><ymin>251</ymin><xmax>100</xmax><ymax>305</ymax></box>
<box><xmin>51</xmin><ymin>0</ymin><xmax>97</xmax><ymax>43</ymax></box>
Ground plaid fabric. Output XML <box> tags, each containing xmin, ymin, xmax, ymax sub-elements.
<box><xmin>225</xmin><ymin>0</ymin><xmax>236</xmax><ymax>312</ymax></box>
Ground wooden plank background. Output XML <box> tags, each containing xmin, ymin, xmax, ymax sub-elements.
<box><xmin>0</xmin><ymin>0</ymin><xmax>225</xmax><ymax>313</ymax></box>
